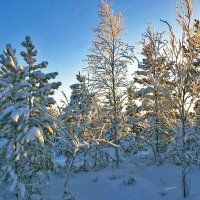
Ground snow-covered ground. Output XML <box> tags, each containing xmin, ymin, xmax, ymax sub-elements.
<box><xmin>1</xmin><ymin>153</ymin><xmax>200</xmax><ymax>199</ymax></box>
<box><xmin>42</xmin><ymin>163</ymin><xmax>200</xmax><ymax>200</ymax></box>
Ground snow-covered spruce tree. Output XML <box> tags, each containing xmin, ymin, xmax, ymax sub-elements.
<box><xmin>160</xmin><ymin>0</ymin><xmax>200</xmax><ymax>197</ymax></box>
<box><xmin>60</xmin><ymin>72</ymin><xmax>100</xmax><ymax>170</ymax></box>
<box><xmin>0</xmin><ymin>44</ymin><xmax>32</xmax><ymax>199</ymax></box>
<box><xmin>133</xmin><ymin>26</ymin><xmax>172</xmax><ymax>163</ymax></box>
<box><xmin>58</xmin><ymin>72</ymin><xmax>118</xmax><ymax>198</ymax></box>
<box><xmin>20</xmin><ymin>36</ymin><xmax>61</xmax><ymax>121</ymax></box>
<box><xmin>123</xmin><ymin>86</ymin><xmax>144</xmax><ymax>156</ymax></box>
<box><xmin>20</xmin><ymin>36</ymin><xmax>61</xmax><ymax>197</ymax></box>
<box><xmin>125</xmin><ymin>87</ymin><xmax>141</xmax><ymax>136</ymax></box>
<box><xmin>85</xmin><ymin>1</ymin><xmax>134</xmax><ymax>167</ymax></box>
<box><xmin>0</xmin><ymin>37</ymin><xmax>61</xmax><ymax>199</ymax></box>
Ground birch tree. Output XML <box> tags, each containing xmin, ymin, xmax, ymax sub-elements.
<box><xmin>85</xmin><ymin>0</ymin><xmax>134</xmax><ymax>167</ymax></box>
<box><xmin>160</xmin><ymin>0</ymin><xmax>200</xmax><ymax>197</ymax></box>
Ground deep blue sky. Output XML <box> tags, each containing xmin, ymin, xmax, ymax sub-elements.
<box><xmin>0</xmin><ymin>0</ymin><xmax>199</xmax><ymax>102</ymax></box>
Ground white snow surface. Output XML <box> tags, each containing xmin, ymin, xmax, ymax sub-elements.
<box><xmin>27</xmin><ymin>127</ymin><xmax>44</xmax><ymax>146</ymax></box>
<box><xmin>42</xmin><ymin>163</ymin><xmax>200</xmax><ymax>200</ymax></box>
<box><xmin>1</xmin><ymin>161</ymin><xmax>200</xmax><ymax>199</ymax></box>
<box><xmin>54</xmin><ymin>155</ymin><xmax>66</xmax><ymax>167</ymax></box>
<box><xmin>10</xmin><ymin>110</ymin><xmax>20</xmax><ymax>122</ymax></box>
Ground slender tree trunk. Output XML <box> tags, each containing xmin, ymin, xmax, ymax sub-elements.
<box><xmin>115</xmin><ymin>143</ymin><xmax>120</xmax><ymax>167</ymax></box>
<box><xmin>181</xmin><ymin>103</ymin><xmax>189</xmax><ymax>197</ymax></box>
<box><xmin>182</xmin><ymin>165</ymin><xmax>189</xmax><ymax>198</ymax></box>
<box><xmin>63</xmin><ymin>154</ymin><xmax>76</xmax><ymax>196</ymax></box>
<box><xmin>153</xmin><ymin>66</ymin><xmax>161</xmax><ymax>164</ymax></box>
<box><xmin>83</xmin><ymin>152</ymin><xmax>87</xmax><ymax>170</ymax></box>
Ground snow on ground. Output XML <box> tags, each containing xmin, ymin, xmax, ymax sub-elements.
<box><xmin>1</xmin><ymin>154</ymin><xmax>200</xmax><ymax>200</ymax></box>
<box><xmin>43</xmin><ymin>163</ymin><xmax>200</xmax><ymax>200</ymax></box>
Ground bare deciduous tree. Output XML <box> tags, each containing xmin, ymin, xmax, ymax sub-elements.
<box><xmin>160</xmin><ymin>0</ymin><xmax>200</xmax><ymax>197</ymax></box>
<box><xmin>85</xmin><ymin>0</ymin><xmax>134</xmax><ymax>167</ymax></box>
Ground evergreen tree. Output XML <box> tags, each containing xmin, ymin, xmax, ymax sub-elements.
<box><xmin>0</xmin><ymin>44</ymin><xmax>31</xmax><ymax>199</ymax></box>
<box><xmin>124</xmin><ymin>86</ymin><xmax>144</xmax><ymax>156</ymax></box>
<box><xmin>0</xmin><ymin>37</ymin><xmax>61</xmax><ymax>199</ymax></box>
<box><xmin>133</xmin><ymin>26</ymin><xmax>172</xmax><ymax>163</ymax></box>
<box><xmin>60</xmin><ymin>72</ymin><xmax>98</xmax><ymax>169</ymax></box>
<box><xmin>21</xmin><ymin>36</ymin><xmax>61</xmax><ymax>198</ymax></box>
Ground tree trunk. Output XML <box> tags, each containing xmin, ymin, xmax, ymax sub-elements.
<box><xmin>115</xmin><ymin>146</ymin><xmax>120</xmax><ymax>167</ymax></box>
<box><xmin>181</xmin><ymin>114</ymin><xmax>190</xmax><ymax>198</ymax></box>
<box><xmin>182</xmin><ymin>166</ymin><xmax>189</xmax><ymax>198</ymax></box>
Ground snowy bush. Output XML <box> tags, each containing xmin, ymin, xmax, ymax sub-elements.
<box><xmin>122</xmin><ymin>177</ymin><xmax>137</xmax><ymax>186</ymax></box>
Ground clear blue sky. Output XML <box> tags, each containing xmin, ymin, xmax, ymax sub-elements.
<box><xmin>0</xmin><ymin>0</ymin><xmax>199</xmax><ymax>103</ymax></box>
